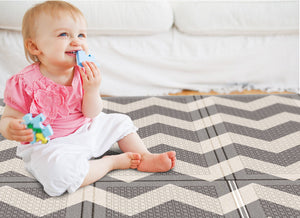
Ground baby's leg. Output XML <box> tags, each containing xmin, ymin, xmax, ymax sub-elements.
<box><xmin>80</xmin><ymin>152</ymin><xmax>141</xmax><ymax>187</ymax></box>
<box><xmin>118</xmin><ymin>132</ymin><xmax>176</xmax><ymax>172</ymax></box>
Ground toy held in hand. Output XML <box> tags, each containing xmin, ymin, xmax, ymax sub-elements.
<box><xmin>76</xmin><ymin>50</ymin><xmax>99</xmax><ymax>67</ymax></box>
<box><xmin>23</xmin><ymin>113</ymin><xmax>53</xmax><ymax>144</ymax></box>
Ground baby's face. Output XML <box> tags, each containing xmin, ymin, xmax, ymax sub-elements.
<box><xmin>33</xmin><ymin>12</ymin><xmax>88</xmax><ymax>68</ymax></box>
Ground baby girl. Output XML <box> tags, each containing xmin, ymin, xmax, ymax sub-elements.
<box><xmin>0</xmin><ymin>1</ymin><xmax>176</xmax><ymax>196</ymax></box>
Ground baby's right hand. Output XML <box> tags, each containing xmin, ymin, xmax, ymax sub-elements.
<box><xmin>5</xmin><ymin>119</ymin><xmax>34</xmax><ymax>143</ymax></box>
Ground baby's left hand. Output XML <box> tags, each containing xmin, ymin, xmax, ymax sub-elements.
<box><xmin>79</xmin><ymin>61</ymin><xmax>101</xmax><ymax>93</ymax></box>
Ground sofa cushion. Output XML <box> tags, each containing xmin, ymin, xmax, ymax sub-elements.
<box><xmin>73</xmin><ymin>1</ymin><xmax>173</xmax><ymax>35</ymax></box>
<box><xmin>0</xmin><ymin>1</ymin><xmax>35</xmax><ymax>31</ymax></box>
<box><xmin>0</xmin><ymin>1</ymin><xmax>173</xmax><ymax>35</ymax></box>
<box><xmin>172</xmin><ymin>0</ymin><xmax>299</xmax><ymax>35</ymax></box>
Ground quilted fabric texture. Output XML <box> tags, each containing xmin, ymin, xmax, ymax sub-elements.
<box><xmin>0</xmin><ymin>94</ymin><xmax>299</xmax><ymax>217</ymax></box>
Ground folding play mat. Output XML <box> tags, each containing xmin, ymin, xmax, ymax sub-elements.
<box><xmin>0</xmin><ymin>94</ymin><xmax>299</xmax><ymax>217</ymax></box>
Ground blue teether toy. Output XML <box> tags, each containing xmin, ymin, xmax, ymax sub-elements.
<box><xmin>76</xmin><ymin>50</ymin><xmax>99</xmax><ymax>67</ymax></box>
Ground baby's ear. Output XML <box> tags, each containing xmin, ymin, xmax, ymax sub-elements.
<box><xmin>25</xmin><ymin>39</ymin><xmax>41</xmax><ymax>56</ymax></box>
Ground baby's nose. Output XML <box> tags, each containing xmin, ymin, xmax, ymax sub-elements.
<box><xmin>70</xmin><ymin>37</ymin><xmax>80</xmax><ymax>46</ymax></box>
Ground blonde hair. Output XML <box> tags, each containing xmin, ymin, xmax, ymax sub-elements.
<box><xmin>22</xmin><ymin>0</ymin><xmax>85</xmax><ymax>63</ymax></box>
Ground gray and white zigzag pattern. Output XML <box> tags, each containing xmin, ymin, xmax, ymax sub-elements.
<box><xmin>0</xmin><ymin>94</ymin><xmax>299</xmax><ymax>217</ymax></box>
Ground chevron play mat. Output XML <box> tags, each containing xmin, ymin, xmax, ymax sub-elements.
<box><xmin>0</xmin><ymin>94</ymin><xmax>299</xmax><ymax>217</ymax></box>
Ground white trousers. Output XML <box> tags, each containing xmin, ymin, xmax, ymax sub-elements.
<box><xmin>17</xmin><ymin>113</ymin><xmax>138</xmax><ymax>196</ymax></box>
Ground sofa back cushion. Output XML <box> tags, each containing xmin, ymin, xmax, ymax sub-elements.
<box><xmin>172</xmin><ymin>0</ymin><xmax>299</xmax><ymax>35</ymax></box>
<box><xmin>0</xmin><ymin>0</ymin><xmax>173</xmax><ymax>35</ymax></box>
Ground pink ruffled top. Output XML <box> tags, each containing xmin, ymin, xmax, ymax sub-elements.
<box><xmin>4</xmin><ymin>63</ymin><xmax>91</xmax><ymax>139</ymax></box>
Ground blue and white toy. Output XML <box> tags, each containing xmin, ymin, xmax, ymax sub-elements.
<box><xmin>23</xmin><ymin>113</ymin><xmax>53</xmax><ymax>144</ymax></box>
<box><xmin>76</xmin><ymin>50</ymin><xmax>99</xmax><ymax>67</ymax></box>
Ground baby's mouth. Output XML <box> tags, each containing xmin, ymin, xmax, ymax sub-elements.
<box><xmin>65</xmin><ymin>51</ymin><xmax>77</xmax><ymax>56</ymax></box>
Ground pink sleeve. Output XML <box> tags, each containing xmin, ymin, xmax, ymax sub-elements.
<box><xmin>4</xmin><ymin>75</ymin><xmax>32</xmax><ymax>114</ymax></box>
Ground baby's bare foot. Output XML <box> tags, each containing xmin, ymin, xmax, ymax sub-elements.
<box><xmin>137</xmin><ymin>151</ymin><xmax>176</xmax><ymax>172</ymax></box>
<box><xmin>108</xmin><ymin>152</ymin><xmax>141</xmax><ymax>170</ymax></box>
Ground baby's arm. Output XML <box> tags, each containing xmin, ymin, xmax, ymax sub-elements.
<box><xmin>0</xmin><ymin>105</ymin><xmax>33</xmax><ymax>142</ymax></box>
<box><xmin>80</xmin><ymin>61</ymin><xmax>103</xmax><ymax>118</ymax></box>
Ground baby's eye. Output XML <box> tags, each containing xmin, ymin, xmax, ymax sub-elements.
<box><xmin>59</xmin><ymin>32</ymin><xmax>68</xmax><ymax>37</ymax></box>
<box><xmin>78</xmin><ymin>33</ymin><xmax>86</xmax><ymax>38</ymax></box>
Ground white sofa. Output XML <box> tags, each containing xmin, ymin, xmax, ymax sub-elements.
<box><xmin>0</xmin><ymin>0</ymin><xmax>299</xmax><ymax>97</ymax></box>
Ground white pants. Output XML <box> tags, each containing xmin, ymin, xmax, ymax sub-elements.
<box><xmin>17</xmin><ymin>113</ymin><xmax>138</xmax><ymax>196</ymax></box>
